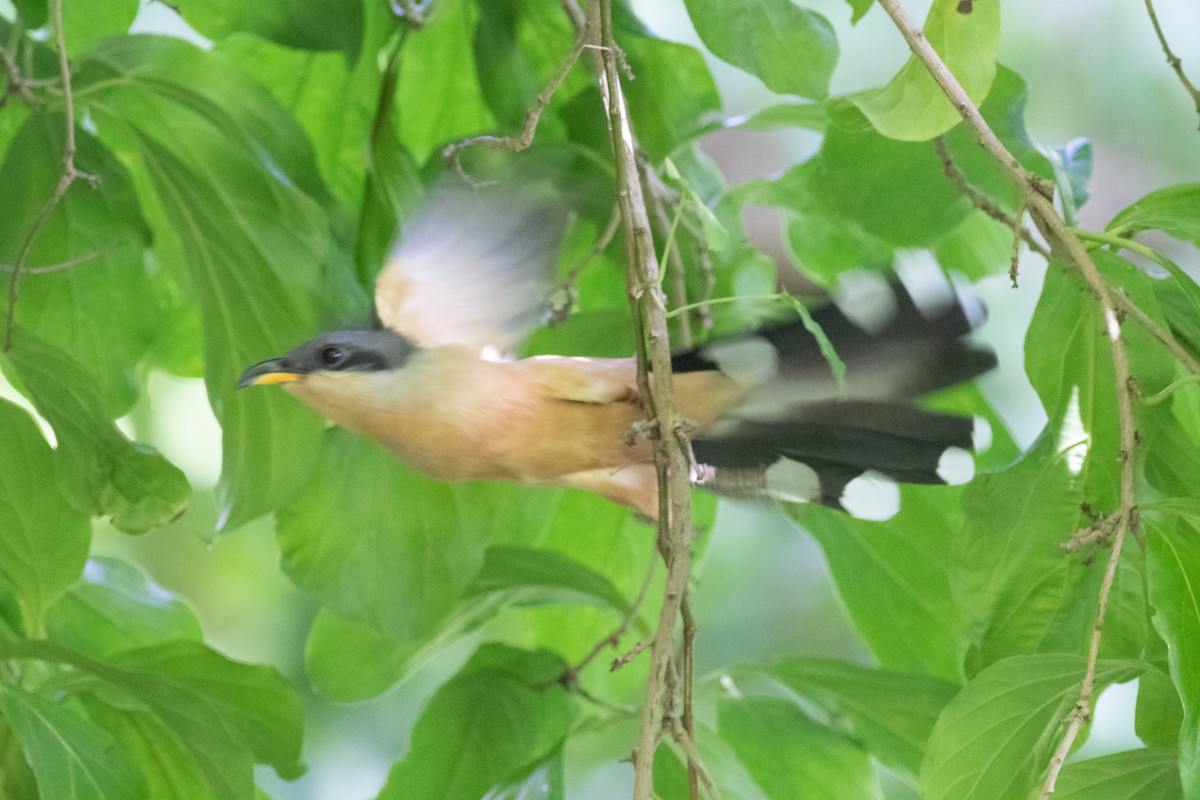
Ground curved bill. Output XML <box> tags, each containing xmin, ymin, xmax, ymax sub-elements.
<box><xmin>238</xmin><ymin>358</ymin><xmax>304</xmax><ymax>388</ymax></box>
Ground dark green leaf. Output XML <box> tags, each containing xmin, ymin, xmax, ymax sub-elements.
<box><xmin>11</xmin><ymin>0</ymin><xmax>46</xmax><ymax>28</ymax></box>
<box><xmin>718</xmin><ymin>696</ymin><xmax>882</xmax><ymax>800</ymax></box>
<box><xmin>3</xmin><ymin>331</ymin><xmax>190</xmax><ymax>533</ymax></box>
<box><xmin>0</xmin><ymin>684</ymin><xmax>144</xmax><ymax>800</ymax></box>
<box><xmin>0</xmin><ymin>114</ymin><xmax>157</xmax><ymax>417</ymax></box>
<box><xmin>800</xmin><ymin>488</ymin><xmax>967</xmax><ymax>681</ymax></box>
<box><xmin>378</xmin><ymin>645</ymin><xmax>573</xmax><ymax>800</ymax></box>
<box><xmin>746</xmin><ymin>657</ymin><xmax>958</xmax><ymax>775</ymax></box>
<box><xmin>176</xmin><ymin>0</ymin><xmax>364</xmax><ymax>59</ymax></box>
<box><xmin>0</xmin><ymin>398</ymin><xmax>89</xmax><ymax>630</ymax></box>
<box><xmin>1054</xmin><ymin>748</ymin><xmax>1183</xmax><ymax>800</ymax></box>
<box><xmin>682</xmin><ymin>0</ymin><xmax>837</xmax><ymax>100</ymax></box>
<box><xmin>1147</xmin><ymin>520</ymin><xmax>1200</xmax><ymax>796</ymax></box>
<box><xmin>465</xmin><ymin>546</ymin><xmax>630</xmax><ymax>613</ymax></box>
<box><xmin>45</xmin><ymin>557</ymin><xmax>203</xmax><ymax>660</ymax></box>
<box><xmin>919</xmin><ymin>655</ymin><xmax>1143</xmax><ymax>800</ymax></box>
<box><xmin>839</xmin><ymin>0</ymin><xmax>998</xmax><ymax>141</ymax></box>
<box><xmin>485</xmin><ymin>747</ymin><xmax>566</xmax><ymax>800</ymax></box>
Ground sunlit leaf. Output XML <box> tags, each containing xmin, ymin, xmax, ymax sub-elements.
<box><xmin>838</xmin><ymin>0</ymin><xmax>998</xmax><ymax>141</ymax></box>
<box><xmin>682</xmin><ymin>0</ymin><xmax>837</xmax><ymax>100</ymax></box>
<box><xmin>920</xmin><ymin>655</ymin><xmax>1143</xmax><ymax>800</ymax></box>
<box><xmin>1054</xmin><ymin>748</ymin><xmax>1183</xmax><ymax>800</ymax></box>
<box><xmin>3</xmin><ymin>332</ymin><xmax>190</xmax><ymax>533</ymax></box>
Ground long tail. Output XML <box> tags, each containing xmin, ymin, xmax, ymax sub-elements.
<box><xmin>677</xmin><ymin>272</ymin><xmax>996</xmax><ymax>513</ymax></box>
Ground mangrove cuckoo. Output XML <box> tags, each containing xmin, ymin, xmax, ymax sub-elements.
<box><xmin>239</xmin><ymin>186</ymin><xmax>995</xmax><ymax>519</ymax></box>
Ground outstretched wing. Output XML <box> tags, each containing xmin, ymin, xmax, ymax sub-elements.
<box><xmin>374</xmin><ymin>182</ymin><xmax>565</xmax><ymax>354</ymax></box>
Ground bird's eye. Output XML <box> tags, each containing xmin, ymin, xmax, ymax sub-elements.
<box><xmin>321</xmin><ymin>346</ymin><xmax>346</xmax><ymax>367</ymax></box>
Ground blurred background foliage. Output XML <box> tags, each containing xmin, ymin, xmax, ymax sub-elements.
<box><xmin>0</xmin><ymin>0</ymin><xmax>1198</xmax><ymax>798</ymax></box>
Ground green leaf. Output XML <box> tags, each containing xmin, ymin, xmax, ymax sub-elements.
<box><xmin>60</xmin><ymin>0</ymin><xmax>138</xmax><ymax>55</ymax></box>
<box><xmin>844</xmin><ymin>0</ymin><xmax>874</xmax><ymax>24</ymax></box>
<box><xmin>276</xmin><ymin>429</ymin><xmax>496</xmax><ymax>639</ymax></box>
<box><xmin>933</xmin><ymin>210</ymin><xmax>1017</xmax><ymax>281</ymax></box>
<box><xmin>0</xmin><ymin>399</ymin><xmax>89</xmax><ymax>631</ymax></box>
<box><xmin>1041</xmin><ymin>138</ymin><xmax>1093</xmax><ymax>222</ymax></box>
<box><xmin>1026</xmin><ymin>254</ymin><xmax>1175</xmax><ymax>508</ymax></box>
<box><xmin>0</xmin><ymin>683</ymin><xmax>145</xmax><ymax>800</ymax></box>
<box><xmin>799</xmin><ymin>488</ymin><xmax>966</xmax><ymax>681</ymax></box>
<box><xmin>953</xmin><ymin>432</ymin><xmax>1147</xmax><ymax>670</ymax></box>
<box><xmin>0</xmin><ymin>114</ymin><xmax>157</xmax><ymax>417</ymax></box>
<box><xmin>80</xmin><ymin>699</ymin><xmax>218</xmax><ymax>800</ymax></box>
<box><xmin>102</xmin><ymin>642</ymin><xmax>306</xmax><ymax>784</ymax></box>
<box><xmin>623</xmin><ymin>35</ymin><xmax>722</xmax><ymax>163</ymax></box>
<box><xmin>1108</xmin><ymin>183</ymin><xmax>1200</xmax><ymax>248</ymax></box>
<box><xmin>725</xmin><ymin>102</ymin><xmax>829</xmax><ymax>133</ymax></box>
<box><xmin>465</xmin><ymin>546</ymin><xmax>630</xmax><ymax>613</ymax></box>
<box><xmin>75</xmin><ymin>35</ymin><xmax>349</xmax><ymax>529</ymax></box>
<box><xmin>304</xmin><ymin>596</ymin><xmax>501</xmax><ymax>702</ymax></box>
<box><xmin>3</xmin><ymin>331</ymin><xmax>190</xmax><ymax>534</ymax></box>
<box><xmin>44</xmin><ymin>557</ymin><xmax>203</xmax><ymax>660</ymax></box>
<box><xmin>838</xmin><ymin>0</ymin><xmax>998</xmax><ymax>141</ymax></box>
<box><xmin>1147</xmin><ymin>520</ymin><xmax>1200</xmax><ymax>796</ymax></box>
<box><xmin>175</xmin><ymin>0</ymin><xmax>364</xmax><ymax>59</ymax></box>
<box><xmin>761</xmin><ymin>126</ymin><xmax>971</xmax><ymax>256</ymax></box>
<box><xmin>1135</xmin><ymin>666</ymin><xmax>1184</xmax><ymax>749</ymax></box>
<box><xmin>940</xmin><ymin>65</ymin><xmax>1055</xmax><ymax>214</ymax></box>
<box><xmin>377</xmin><ymin>645</ymin><xmax>573</xmax><ymax>800</ymax></box>
<box><xmin>718</xmin><ymin>696</ymin><xmax>882</xmax><ymax>800</ymax></box>
<box><xmin>1054</xmin><ymin>748</ymin><xmax>1183</xmax><ymax>800</ymax></box>
<box><xmin>486</xmin><ymin>747</ymin><xmax>566</xmax><ymax>800</ymax></box>
<box><xmin>919</xmin><ymin>655</ymin><xmax>1144</xmax><ymax>800</ymax></box>
<box><xmin>396</xmin><ymin>0</ymin><xmax>497</xmax><ymax>163</ymax></box>
<box><xmin>745</xmin><ymin>657</ymin><xmax>959</xmax><ymax>776</ymax></box>
<box><xmin>682</xmin><ymin>0</ymin><xmax>837</xmax><ymax>100</ymax></box>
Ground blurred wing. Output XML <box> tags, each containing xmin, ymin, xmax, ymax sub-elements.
<box><xmin>375</xmin><ymin>183</ymin><xmax>564</xmax><ymax>354</ymax></box>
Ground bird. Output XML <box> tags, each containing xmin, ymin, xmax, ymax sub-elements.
<box><xmin>239</xmin><ymin>183</ymin><xmax>996</xmax><ymax>520</ymax></box>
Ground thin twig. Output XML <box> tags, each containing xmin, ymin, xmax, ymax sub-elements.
<box><xmin>443</xmin><ymin>26</ymin><xmax>586</xmax><ymax>175</ymax></box>
<box><xmin>0</xmin><ymin>239</ymin><xmax>124</xmax><ymax>275</ymax></box>
<box><xmin>872</xmin><ymin>3</ymin><xmax>1140</xmax><ymax>797</ymax></box>
<box><xmin>588</xmin><ymin>1</ymin><xmax>695</xmax><ymax>797</ymax></box>
<box><xmin>668</xmin><ymin>716</ymin><xmax>723</xmax><ymax>800</ymax></box>
<box><xmin>4</xmin><ymin>0</ymin><xmax>99</xmax><ymax>351</ymax></box>
<box><xmin>570</xmin><ymin>543</ymin><xmax>658</xmax><ymax>675</ymax></box>
<box><xmin>680</xmin><ymin>594</ymin><xmax>699</xmax><ymax>800</ymax></box>
<box><xmin>1143</xmin><ymin>0</ymin><xmax>1200</xmax><ymax>128</ymax></box>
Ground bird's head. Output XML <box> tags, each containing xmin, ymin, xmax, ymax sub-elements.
<box><xmin>238</xmin><ymin>328</ymin><xmax>417</xmax><ymax>390</ymax></box>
